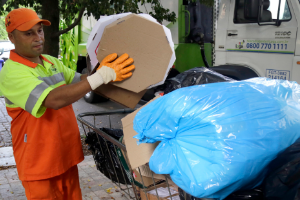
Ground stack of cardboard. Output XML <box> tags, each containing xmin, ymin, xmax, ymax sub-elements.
<box><xmin>86</xmin><ymin>13</ymin><xmax>175</xmax><ymax>108</ymax></box>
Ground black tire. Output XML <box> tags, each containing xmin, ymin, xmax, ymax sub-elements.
<box><xmin>77</xmin><ymin>57</ymin><xmax>87</xmax><ymax>74</ymax></box>
<box><xmin>212</xmin><ymin>65</ymin><xmax>258</xmax><ymax>80</ymax></box>
<box><xmin>81</xmin><ymin>68</ymin><xmax>88</xmax><ymax>75</ymax></box>
<box><xmin>84</xmin><ymin>91</ymin><xmax>109</xmax><ymax>104</ymax></box>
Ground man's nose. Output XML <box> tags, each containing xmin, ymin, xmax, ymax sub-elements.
<box><xmin>33</xmin><ymin>31</ymin><xmax>43</xmax><ymax>41</ymax></box>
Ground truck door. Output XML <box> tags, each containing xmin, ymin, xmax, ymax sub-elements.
<box><xmin>224</xmin><ymin>0</ymin><xmax>297</xmax><ymax>81</ymax></box>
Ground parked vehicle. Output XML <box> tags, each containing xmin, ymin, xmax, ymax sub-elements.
<box><xmin>60</xmin><ymin>0</ymin><xmax>300</xmax><ymax>102</ymax></box>
<box><xmin>0</xmin><ymin>40</ymin><xmax>14</xmax><ymax>62</ymax></box>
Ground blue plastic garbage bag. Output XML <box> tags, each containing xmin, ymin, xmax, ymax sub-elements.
<box><xmin>133</xmin><ymin>78</ymin><xmax>300</xmax><ymax>200</ymax></box>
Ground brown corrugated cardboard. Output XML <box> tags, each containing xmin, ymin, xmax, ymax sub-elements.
<box><xmin>86</xmin><ymin>54</ymin><xmax>146</xmax><ymax>109</ymax></box>
<box><xmin>86</xmin><ymin>13</ymin><xmax>175</xmax><ymax>109</ymax></box>
<box><xmin>94</xmin><ymin>84</ymin><xmax>147</xmax><ymax>109</ymax></box>
<box><xmin>121</xmin><ymin>97</ymin><xmax>160</xmax><ymax>169</ymax></box>
<box><xmin>133</xmin><ymin>169</ymin><xmax>162</xmax><ymax>188</ymax></box>
<box><xmin>138</xmin><ymin>164</ymin><xmax>166</xmax><ymax>180</ymax></box>
<box><xmin>96</xmin><ymin>14</ymin><xmax>173</xmax><ymax>93</ymax></box>
<box><xmin>139</xmin><ymin>183</ymin><xmax>179</xmax><ymax>200</ymax></box>
<box><xmin>119</xmin><ymin>133</ymin><xmax>163</xmax><ymax>188</ymax></box>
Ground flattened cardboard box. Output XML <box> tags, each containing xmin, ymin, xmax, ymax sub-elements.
<box><xmin>89</xmin><ymin>14</ymin><xmax>173</xmax><ymax>108</ymax></box>
<box><xmin>94</xmin><ymin>84</ymin><xmax>147</xmax><ymax>109</ymax></box>
<box><xmin>96</xmin><ymin>14</ymin><xmax>173</xmax><ymax>93</ymax></box>
<box><xmin>87</xmin><ymin>13</ymin><xmax>132</xmax><ymax>68</ymax></box>
<box><xmin>86</xmin><ymin>55</ymin><xmax>146</xmax><ymax>108</ymax></box>
<box><xmin>121</xmin><ymin>97</ymin><xmax>160</xmax><ymax>169</ymax></box>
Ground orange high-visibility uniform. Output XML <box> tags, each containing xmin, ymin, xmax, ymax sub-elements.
<box><xmin>22</xmin><ymin>165</ymin><xmax>82</xmax><ymax>199</ymax></box>
<box><xmin>0</xmin><ymin>51</ymin><xmax>84</xmax><ymax>192</ymax></box>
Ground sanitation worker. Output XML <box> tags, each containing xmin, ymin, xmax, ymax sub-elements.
<box><xmin>0</xmin><ymin>8</ymin><xmax>135</xmax><ymax>199</ymax></box>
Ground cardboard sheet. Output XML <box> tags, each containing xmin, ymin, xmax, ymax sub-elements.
<box><xmin>121</xmin><ymin>97</ymin><xmax>160</xmax><ymax>169</ymax></box>
<box><xmin>86</xmin><ymin>54</ymin><xmax>146</xmax><ymax>108</ymax></box>
<box><xmin>86</xmin><ymin>13</ymin><xmax>175</xmax><ymax>108</ymax></box>
<box><xmin>97</xmin><ymin>14</ymin><xmax>174</xmax><ymax>93</ymax></box>
<box><xmin>94</xmin><ymin>84</ymin><xmax>146</xmax><ymax>109</ymax></box>
<box><xmin>87</xmin><ymin>13</ymin><xmax>131</xmax><ymax>68</ymax></box>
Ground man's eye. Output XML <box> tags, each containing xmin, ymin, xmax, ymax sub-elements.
<box><xmin>26</xmin><ymin>32</ymin><xmax>31</xmax><ymax>36</ymax></box>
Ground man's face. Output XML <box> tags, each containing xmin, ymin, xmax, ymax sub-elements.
<box><xmin>8</xmin><ymin>23</ymin><xmax>45</xmax><ymax>58</ymax></box>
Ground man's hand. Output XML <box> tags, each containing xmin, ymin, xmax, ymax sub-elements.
<box><xmin>98</xmin><ymin>53</ymin><xmax>135</xmax><ymax>82</ymax></box>
<box><xmin>87</xmin><ymin>53</ymin><xmax>135</xmax><ymax>90</ymax></box>
<box><xmin>42</xmin><ymin>53</ymin><xmax>135</xmax><ymax>110</ymax></box>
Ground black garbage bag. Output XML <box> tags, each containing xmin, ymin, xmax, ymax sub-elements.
<box><xmin>85</xmin><ymin>128</ymin><xmax>130</xmax><ymax>185</ymax></box>
<box><xmin>178</xmin><ymin>187</ymin><xmax>264</xmax><ymax>200</ymax></box>
<box><xmin>142</xmin><ymin>68</ymin><xmax>180</xmax><ymax>101</ymax></box>
<box><xmin>178</xmin><ymin>187</ymin><xmax>213</xmax><ymax>200</ymax></box>
<box><xmin>224</xmin><ymin>190</ymin><xmax>264</xmax><ymax>200</ymax></box>
<box><xmin>262</xmin><ymin>138</ymin><xmax>300</xmax><ymax>200</ymax></box>
<box><xmin>164</xmin><ymin>67</ymin><xmax>234</xmax><ymax>94</ymax></box>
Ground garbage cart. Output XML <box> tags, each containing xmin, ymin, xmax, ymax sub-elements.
<box><xmin>77</xmin><ymin>109</ymin><xmax>179</xmax><ymax>200</ymax></box>
<box><xmin>77</xmin><ymin>109</ymin><xmax>267</xmax><ymax>200</ymax></box>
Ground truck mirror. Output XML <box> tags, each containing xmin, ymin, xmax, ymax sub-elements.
<box><xmin>244</xmin><ymin>0</ymin><xmax>259</xmax><ymax>20</ymax></box>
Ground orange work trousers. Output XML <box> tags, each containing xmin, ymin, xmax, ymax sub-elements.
<box><xmin>22</xmin><ymin>165</ymin><xmax>82</xmax><ymax>200</ymax></box>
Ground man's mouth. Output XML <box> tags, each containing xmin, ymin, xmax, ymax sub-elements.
<box><xmin>33</xmin><ymin>43</ymin><xmax>43</xmax><ymax>49</ymax></box>
<box><xmin>34</xmin><ymin>44</ymin><xmax>43</xmax><ymax>48</ymax></box>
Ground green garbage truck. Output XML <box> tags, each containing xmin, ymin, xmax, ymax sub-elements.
<box><xmin>61</xmin><ymin>0</ymin><xmax>299</xmax><ymax>102</ymax></box>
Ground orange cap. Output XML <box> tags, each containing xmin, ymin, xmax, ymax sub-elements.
<box><xmin>5</xmin><ymin>8</ymin><xmax>51</xmax><ymax>33</ymax></box>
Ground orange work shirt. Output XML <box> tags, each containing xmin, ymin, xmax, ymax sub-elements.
<box><xmin>0</xmin><ymin>51</ymin><xmax>84</xmax><ymax>181</ymax></box>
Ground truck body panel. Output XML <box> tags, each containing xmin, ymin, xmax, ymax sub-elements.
<box><xmin>215</xmin><ymin>0</ymin><xmax>299</xmax><ymax>82</ymax></box>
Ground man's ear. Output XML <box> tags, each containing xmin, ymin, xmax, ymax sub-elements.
<box><xmin>8</xmin><ymin>32</ymin><xmax>15</xmax><ymax>44</ymax></box>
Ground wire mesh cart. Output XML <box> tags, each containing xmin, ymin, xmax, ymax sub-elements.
<box><xmin>77</xmin><ymin>109</ymin><xmax>180</xmax><ymax>200</ymax></box>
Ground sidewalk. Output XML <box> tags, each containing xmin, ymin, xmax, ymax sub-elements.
<box><xmin>0</xmin><ymin>155</ymin><xmax>129</xmax><ymax>200</ymax></box>
<box><xmin>0</xmin><ymin>98</ymin><xmax>12</xmax><ymax>147</ymax></box>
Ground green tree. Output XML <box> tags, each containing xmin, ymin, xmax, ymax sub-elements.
<box><xmin>0</xmin><ymin>16</ymin><xmax>8</xmax><ymax>40</ymax></box>
<box><xmin>0</xmin><ymin>0</ymin><xmax>176</xmax><ymax>58</ymax></box>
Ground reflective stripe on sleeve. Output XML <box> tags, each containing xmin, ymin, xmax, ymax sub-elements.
<box><xmin>25</xmin><ymin>82</ymin><xmax>49</xmax><ymax>114</ymax></box>
<box><xmin>38</xmin><ymin>73</ymin><xmax>65</xmax><ymax>86</ymax></box>
<box><xmin>4</xmin><ymin>97</ymin><xmax>14</xmax><ymax>105</ymax></box>
<box><xmin>71</xmin><ymin>72</ymin><xmax>81</xmax><ymax>84</ymax></box>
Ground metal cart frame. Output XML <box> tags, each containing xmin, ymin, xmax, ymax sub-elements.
<box><xmin>77</xmin><ymin>109</ymin><xmax>178</xmax><ymax>200</ymax></box>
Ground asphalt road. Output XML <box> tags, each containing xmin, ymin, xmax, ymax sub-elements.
<box><xmin>72</xmin><ymin>97</ymin><xmax>142</xmax><ymax>136</ymax></box>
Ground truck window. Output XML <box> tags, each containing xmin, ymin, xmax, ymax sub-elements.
<box><xmin>268</xmin><ymin>0</ymin><xmax>291</xmax><ymax>21</ymax></box>
<box><xmin>234</xmin><ymin>0</ymin><xmax>291</xmax><ymax>23</ymax></box>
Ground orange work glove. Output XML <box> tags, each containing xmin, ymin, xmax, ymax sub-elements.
<box><xmin>87</xmin><ymin>53</ymin><xmax>135</xmax><ymax>90</ymax></box>
<box><xmin>98</xmin><ymin>53</ymin><xmax>135</xmax><ymax>82</ymax></box>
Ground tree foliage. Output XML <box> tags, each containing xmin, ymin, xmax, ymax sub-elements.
<box><xmin>0</xmin><ymin>0</ymin><xmax>177</xmax><ymax>57</ymax></box>
<box><xmin>0</xmin><ymin>16</ymin><xmax>8</xmax><ymax>40</ymax></box>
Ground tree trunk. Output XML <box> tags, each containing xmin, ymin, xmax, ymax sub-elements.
<box><xmin>40</xmin><ymin>0</ymin><xmax>59</xmax><ymax>57</ymax></box>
